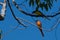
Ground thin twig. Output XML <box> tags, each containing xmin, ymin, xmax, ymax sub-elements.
<box><xmin>2</xmin><ymin>24</ymin><xmax>19</xmax><ymax>39</ymax></box>
<box><xmin>7</xmin><ymin>0</ymin><xmax>28</xmax><ymax>28</ymax></box>
<box><xmin>17</xmin><ymin>17</ymin><xmax>60</xmax><ymax>32</ymax></box>
<box><xmin>2</xmin><ymin>24</ymin><xmax>27</xmax><ymax>39</ymax></box>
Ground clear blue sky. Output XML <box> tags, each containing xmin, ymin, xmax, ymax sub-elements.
<box><xmin>0</xmin><ymin>0</ymin><xmax>60</xmax><ymax>40</ymax></box>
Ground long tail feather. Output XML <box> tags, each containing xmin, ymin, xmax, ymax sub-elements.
<box><xmin>39</xmin><ymin>27</ymin><xmax>44</xmax><ymax>37</ymax></box>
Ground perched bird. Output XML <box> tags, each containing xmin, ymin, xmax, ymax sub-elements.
<box><xmin>36</xmin><ymin>20</ymin><xmax>44</xmax><ymax>37</ymax></box>
<box><xmin>32</xmin><ymin>10</ymin><xmax>50</xmax><ymax>20</ymax></box>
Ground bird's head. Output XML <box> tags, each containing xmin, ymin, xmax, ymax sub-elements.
<box><xmin>36</xmin><ymin>20</ymin><xmax>42</xmax><ymax>26</ymax></box>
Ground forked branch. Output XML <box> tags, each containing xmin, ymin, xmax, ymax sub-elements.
<box><xmin>12</xmin><ymin>0</ymin><xmax>60</xmax><ymax>18</ymax></box>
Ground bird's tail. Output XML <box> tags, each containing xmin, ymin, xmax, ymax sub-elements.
<box><xmin>39</xmin><ymin>28</ymin><xmax>44</xmax><ymax>37</ymax></box>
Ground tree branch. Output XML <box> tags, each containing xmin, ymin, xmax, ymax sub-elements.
<box><xmin>7</xmin><ymin>0</ymin><xmax>60</xmax><ymax>33</ymax></box>
<box><xmin>17</xmin><ymin>17</ymin><xmax>60</xmax><ymax>32</ymax></box>
<box><xmin>7</xmin><ymin>0</ymin><xmax>28</xmax><ymax>28</ymax></box>
<box><xmin>1</xmin><ymin>0</ymin><xmax>28</xmax><ymax>38</ymax></box>
<box><xmin>12</xmin><ymin>0</ymin><xmax>60</xmax><ymax>18</ymax></box>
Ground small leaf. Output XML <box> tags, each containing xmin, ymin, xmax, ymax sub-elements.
<box><xmin>29</xmin><ymin>0</ymin><xmax>31</xmax><ymax>6</ymax></box>
<box><xmin>49</xmin><ymin>4</ymin><xmax>51</xmax><ymax>9</ymax></box>
<box><xmin>29</xmin><ymin>0</ymin><xmax>34</xmax><ymax>6</ymax></box>
<box><xmin>35</xmin><ymin>0</ymin><xmax>40</xmax><ymax>5</ymax></box>
<box><xmin>31</xmin><ymin>0</ymin><xmax>34</xmax><ymax>6</ymax></box>
<box><xmin>39</xmin><ymin>4</ymin><xmax>44</xmax><ymax>10</ymax></box>
<box><xmin>44</xmin><ymin>4</ymin><xmax>48</xmax><ymax>11</ymax></box>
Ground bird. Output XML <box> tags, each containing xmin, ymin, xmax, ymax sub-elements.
<box><xmin>36</xmin><ymin>20</ymin><xmax>44</xmax><ymax>37</ymax></box>
<box><xmin>32</xmin><ymin>10</ymin><xmax>50</xmax><ymax>20</ymax></box>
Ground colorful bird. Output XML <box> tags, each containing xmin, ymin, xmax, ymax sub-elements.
<box><xmin>36</xmin><ymin>20</ymin><xmax>44</xmax><ymax>37</ymax></box>
<box><xmin>32</xmin><ymin>10</ymin><xmax>50</xmax><ymax>20</ymax></box>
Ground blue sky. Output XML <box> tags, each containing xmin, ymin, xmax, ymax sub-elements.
<box><xmin>0</xmin><ymin>0</ymin><xmax>60</xmax><ymax>40</ymax></box>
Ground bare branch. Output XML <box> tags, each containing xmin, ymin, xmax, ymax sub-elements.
<box><xmin>6</xmin><ymin>0</ymin><xmax>60</xmax><ymax>33</ymax></box>
<box><xmin>17</xmin><ymin>17</ymin><xmax>60</xmax><ymax>32</ymax></box>
<box><xmin>6</xmin><ymin>0</ymin><xmax>60</xmax><ymax>35</ymax></box>
<box><xmin>44</xmin><ymin>19</ymin><xmax>60</xmax><ymax>32</ymax></box>
<box><xmin>7</xmin><ymin>0</ymin><xmax>28</xmax><ymax>28</ymax></box>
<box><xmin>2</xmin><ymin>25</ymin><xmax>19</xmax><ymax>39</ymax></box>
